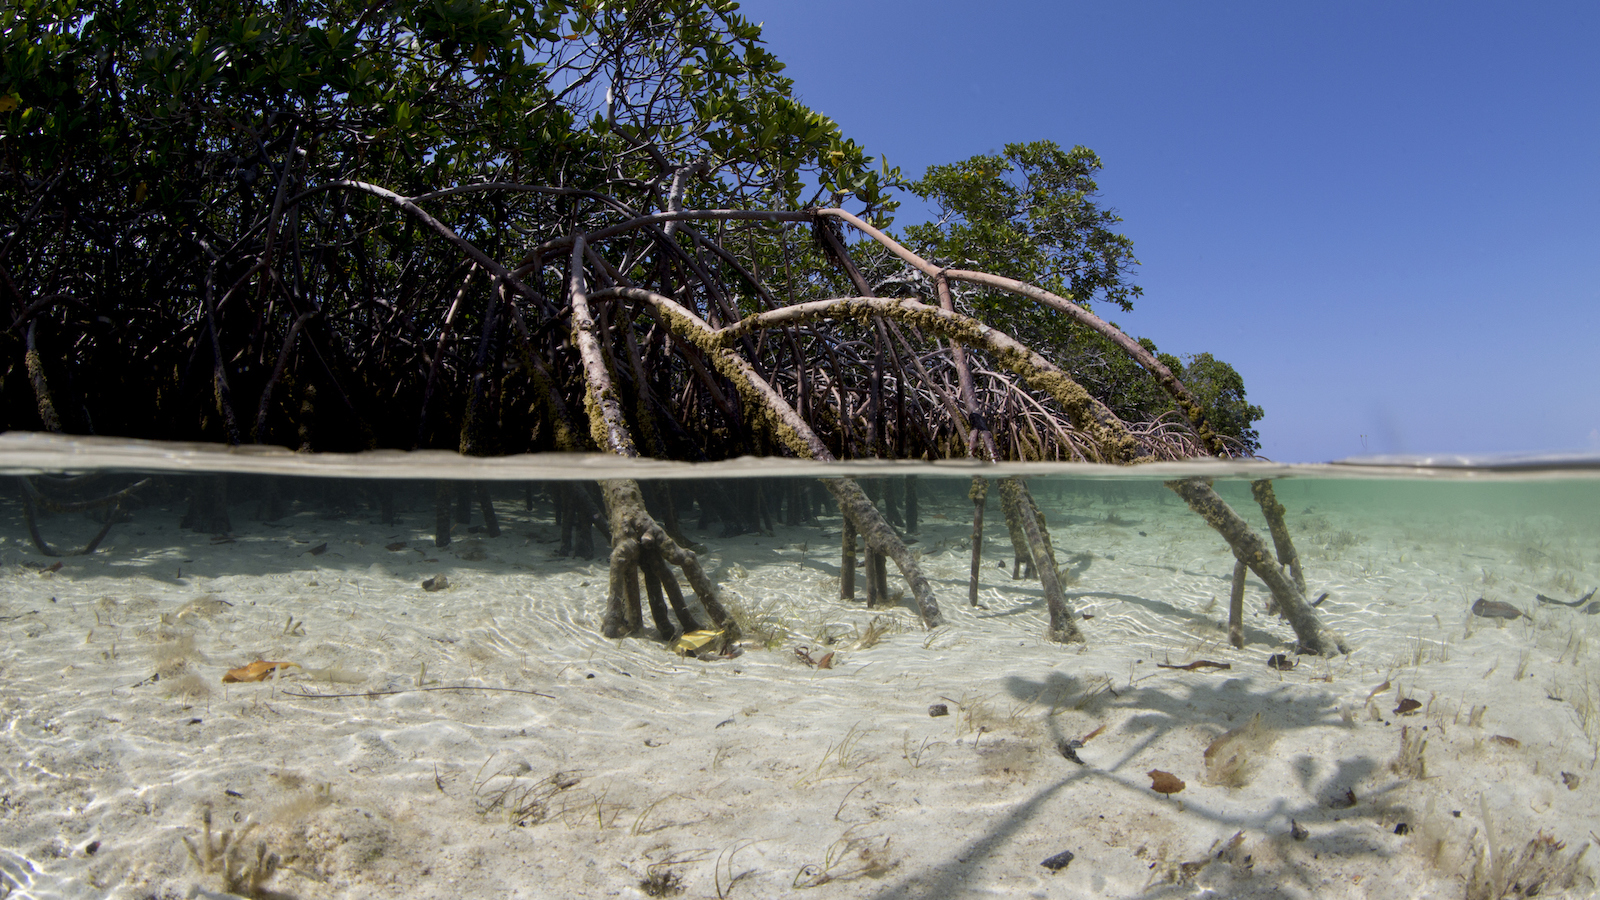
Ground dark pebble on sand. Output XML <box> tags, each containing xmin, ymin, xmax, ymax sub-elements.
<box><xmin>928</xmin><ymin>703</ymin><xmax>949</xmax><ymax>717</ymax></box>
<box><xmin>1040</xmin><ymin>850</ymin><xmax>1075</xmax><ymax>872</ymax></box>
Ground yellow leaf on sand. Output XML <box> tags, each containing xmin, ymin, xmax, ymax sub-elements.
<box><xmin>671</xmin><ymin>630</ymin><xmax>725</xmax><ymax>657</ymax></box>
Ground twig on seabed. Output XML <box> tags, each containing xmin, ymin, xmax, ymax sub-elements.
<box><xmin>1156</xmin><ymin>660</ymin><xmax>1232</xmax><ymax>671</ymax></box>
<box><xmin>284</xmin><ymin>685</ymin><xmax>555</xmax><ymax>700</ymax></box>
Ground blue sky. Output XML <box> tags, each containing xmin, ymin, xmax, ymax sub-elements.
<box><xmin>736</xmin><ymin>1</ymin><xmax>1600</xmax><ymax>462</ymax></box>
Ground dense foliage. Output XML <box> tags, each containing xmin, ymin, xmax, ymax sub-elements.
<box><xmin>906</xmin><ymin>141</ymin><xmax>1142</xmax><ymax>323</ymax></box>
<box><xmin>0</xmin><ymin>0</ymin><xmax>1259</xmax><ymax>459</ymax></box>
<box><xmin>1</xmin><ymin>0</ymin><xmax>892</xmax><ymax>447</ymax></box>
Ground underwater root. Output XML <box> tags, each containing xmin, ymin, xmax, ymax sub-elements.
<box><xmin>18</xmin><ymin>475</ymin><xmax>152</xmax><ymax>557</ymax></box>
<box><xmin>826</xmin><ymin>477</ymin><xmax>944</xmax><ymax>629</ymax></box>
<box><xmin>1167</xmin><ymin>477</ymin><xmax>1347</xmax><ymax>656</ymax></box>
<box><xmin>600</xmin><ymin>478</ymin><xmax>738</xmax><ymax>642</ymax></box>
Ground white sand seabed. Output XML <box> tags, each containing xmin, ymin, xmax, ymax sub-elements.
<box><xmin>0</xmin><ymin>480</ymin><xmax>1597</xmax><ymax>899</ymax></box>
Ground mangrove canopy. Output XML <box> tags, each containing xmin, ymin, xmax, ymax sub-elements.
<box><xmin>0</xmin><ymin>0</ymin><xmax>1339</xmax><ymax>655</ymax></box>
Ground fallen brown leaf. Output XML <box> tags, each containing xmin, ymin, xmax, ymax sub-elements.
<box><xmin>1148</xmin><ymin>769</ymin><xmax>1185</xmax><ymax>795</ymax></box>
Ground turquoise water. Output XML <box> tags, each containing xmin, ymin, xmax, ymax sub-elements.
<box><xmin>1</xmin><ymin>433</ymin><xmax>1596</xmax><ymax>899</ymax></box>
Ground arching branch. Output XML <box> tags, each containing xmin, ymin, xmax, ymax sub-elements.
<box><xmin>815</xmin><ymin>207</ymin><xmax>1228</xmax><ymax>458</ymax></box>
<box><xmin>716</xmin><ymin>295</ymin><xmax>1136</xmax><ymax>463</ymax></box>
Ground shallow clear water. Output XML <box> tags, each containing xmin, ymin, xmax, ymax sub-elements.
<box><xmin>1</xmin><ymin>434</ymin><xmax>1596</xmax><ymax>899</ymax></box>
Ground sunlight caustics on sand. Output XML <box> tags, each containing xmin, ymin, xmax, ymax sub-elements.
<box><xmin>0</xmin><ymin>443</ymin><xmax>1596</xmax><ymax>899</ymax></box>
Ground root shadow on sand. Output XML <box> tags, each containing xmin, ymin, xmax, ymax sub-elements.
<box><xmin>859</xmin><ymin>675</ymin><xmax>1404</xmax><ymax>899</ymax></box>
<box><xmin>856</xmin><ymin>764</ymin><xmax>1401</xmax><ymax>900</ymax></box>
